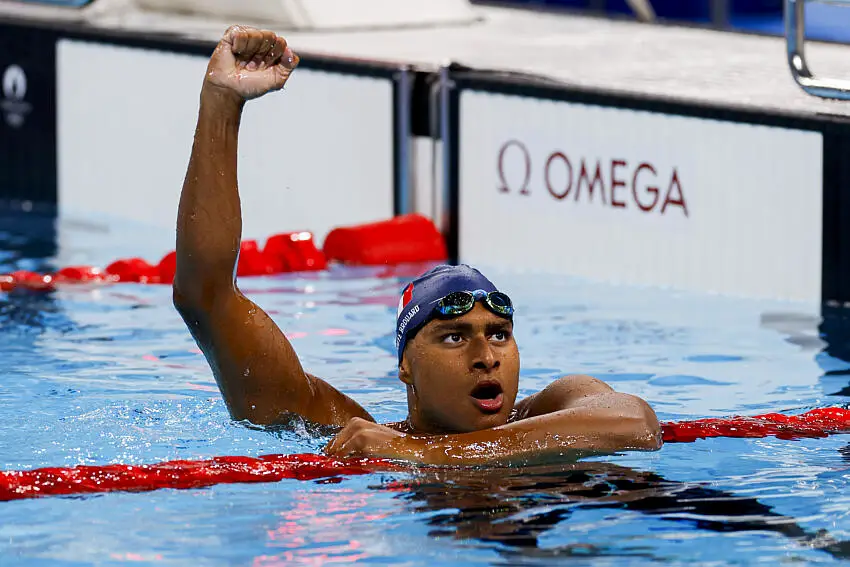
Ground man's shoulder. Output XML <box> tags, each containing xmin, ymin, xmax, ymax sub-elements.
<box><xmin>541</xmin><ymin>374</ymin><xmax>616</xmax><ymax>398</ymax></box>
<box><xmin>514</xmin><ymin>374</ymin><xmax>616</xmax><ymax>419</ymax></box>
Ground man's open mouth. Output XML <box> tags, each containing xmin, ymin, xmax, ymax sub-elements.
<box><xmin>470</xmin><ymin>380</ymin><xmax>504</xmax><ymax>413</ymax></box>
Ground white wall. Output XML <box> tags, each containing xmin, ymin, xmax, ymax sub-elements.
<box><xmin>56</xmin><ymin>39</ymin><xmax>394</xmax><ymax>265</ymax></box>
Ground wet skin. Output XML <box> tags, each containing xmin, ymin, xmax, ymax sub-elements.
<box><xmin>396</xmin><ymin>303</ymin><xmax>521</xmax><ymax>435</ymax></box>
<box><xmin>173</xmin><ymin>25</ymin><xmax>662</xmax><ymax>465</ymax></box>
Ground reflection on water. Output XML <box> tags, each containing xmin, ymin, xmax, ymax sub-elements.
<box><xmin>757</xmin><ymin>307</ymin><xmax>850</xmax><ymax>400</ymax></box>
<box><xmin>0</xmin><ymin>208</ymin><xmax>57</xmax><ymax>273</ymax></box>
<box><xmin>820</xmin><ymin>306</ymin><xmax>850</xmax><ymax>397</ymax></box>
<box><xmin>1</xmin><ymin>293</ymin><xmax>58</xmax><ymax>333</ymax></box>
<box><xmin>381</xmin><ymin>462</ymin><xmax>850</xmax><ymax>561</ymax></box>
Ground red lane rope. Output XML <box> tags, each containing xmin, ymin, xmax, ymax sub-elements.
<box><xmin>1</xmin><ymin>408</ymin><xmax>848</xmax><ymax>502</ymax></box>
<box><xmin>0</xmin><ymin>453</ymin><xmax>395</xmax><ymax>502</ymax></box>
<box><xmin>0</xmin><ymin>232</ymin><xmax>327</xmax><ymax>292</ymax></box>
<box><xmin>660</xmin><ymin>407</ymin><xmax>850</xmax><ymax>443</ymax></box>
<box><xmin>0</xmin><ymin>215</ymin><xmax>448</xmax><ymax>292</ymax></box>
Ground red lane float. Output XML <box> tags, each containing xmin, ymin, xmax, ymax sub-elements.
<box><xmin>105</xmin><ymin>258</ymin><xmax>161</xmax><ymax>284</ymax></box>
<box><xmin>1</xmin><ymin>408</ymin><xmax>848</xmax><ymax>502</ymax></box>
<box><xmin>157</xmin><ymin>252</ymin><xmax>177</xmax><ymax>285</ymax></box>
<box><xmin>0</xmin><ymin>215</ymin><xmax>447</xmax><ymax>292</ymax></box>
<box><xmin>324</xmin><ymin>214</ymin><xmax>447</xmax><ymax>266</ymax></box>
<box><xmin>266</xmin><ymin>231</ymin><xmax>328</xmax><ymax>273</ymax></box>
<box><xmin>236</xmin><ymin>240</ymin><xmax>271</xmax><ymax>277</ymax></box>
<box><xmin>7</xmin><ymin>270</ymin><xmax>55</xmax><ymax>291</ymax></box>
<box><xmin>53</xmin><ymin>266</ymin><xmax>108</xmax><ymax>284</ymax></box>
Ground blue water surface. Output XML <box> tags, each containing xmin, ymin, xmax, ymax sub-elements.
<box><xmin>1</xmin><ymin>210</ymin><xmax>849</xmax><ymax>566</ymax></box>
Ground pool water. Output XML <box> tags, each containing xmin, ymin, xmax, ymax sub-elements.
<box><xmin>1</xmin><ymin>211</ymin><xmax>849</xmax><ymax>566</ymax></box>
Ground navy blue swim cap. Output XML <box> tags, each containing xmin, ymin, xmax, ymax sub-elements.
<box><xmin>395</xmin><ymin>264</ymin><xmax>509</xmax><ymax>364</ymax></box>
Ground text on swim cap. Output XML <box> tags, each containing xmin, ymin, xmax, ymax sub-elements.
<box><xmin>395</xmin><ymin>305</ymin><xmax>420</xmax><ymax>348</ymax></box>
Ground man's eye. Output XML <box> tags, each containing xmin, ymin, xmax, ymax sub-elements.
<box><xmin>491</xmin><ymin>331</ymin><xmax>509</xmax><ymax>342</ymax></box>
<box><xmin>442</xmin><ymin>334</ymin><xmax>463</xmax><ymax>344</ymax></box>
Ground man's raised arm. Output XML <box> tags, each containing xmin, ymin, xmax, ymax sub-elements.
<box><xmin>173</xmin><ymin>26</ymin><xmax>372</xmax><ymax>427</ymax></box>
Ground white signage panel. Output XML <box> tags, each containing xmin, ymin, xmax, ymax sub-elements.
<box><xmin>459</xmin><ymin>91</ymin><xmax>823</xmax><ymax>302</ymax></box>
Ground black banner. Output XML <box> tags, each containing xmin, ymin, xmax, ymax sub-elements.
<box><xmin>0</xmin><ymin>22</ymin><xmax>57</xmax><ymax>207</ymax></box>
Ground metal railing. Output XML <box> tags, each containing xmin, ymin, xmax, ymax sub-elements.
<box><xmin>786</xmin><ymin>0</ymin><xmax>850</xmax><ymax>100</ymax></box>
<box><xmin>622</xmin><ymin>0</ymin><xmax>850</xmax><ymax>102</ymax></box>
<box><xmin>625</xmin><ymin>0</ymin><xmax>656</xmax><ymax>21</ymax></box>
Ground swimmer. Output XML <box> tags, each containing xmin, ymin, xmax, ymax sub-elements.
<box><xmin>173</xmin><ymin>25</ymin><xmax>662</xmax><ymax>465</ymax></box>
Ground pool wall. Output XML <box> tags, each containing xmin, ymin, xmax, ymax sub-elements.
<box><xmin>3</xmin><ymin>8</ymin><xmax>850</xmax><ymax>305</ymax></box>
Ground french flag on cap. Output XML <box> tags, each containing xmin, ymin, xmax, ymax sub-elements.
<box><xmin>397</xmin><ymin>283</ymin><xmax>414</xmax><ymax>317</ymax></box>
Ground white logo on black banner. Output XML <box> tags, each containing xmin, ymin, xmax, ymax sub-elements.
<box><xmin>1</xmin><ymin>65</ymin><xmax>32</xmax><ymax>128</ymax></box>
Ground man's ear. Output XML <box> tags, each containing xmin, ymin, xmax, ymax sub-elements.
<box><xmin>398</xmin><ymin>351</ymin><xmax>414</xmax><ymax>386</ymax></box>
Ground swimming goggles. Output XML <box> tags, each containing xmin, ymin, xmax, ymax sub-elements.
<box><xmin>434</xmin><ymin>290</ymin><xmax>514</xmax><ymax>318</ymax></box>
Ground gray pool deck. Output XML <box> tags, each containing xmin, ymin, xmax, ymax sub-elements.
<box><xmin>4</xmin><ymin>0</ymin><xmax>850</xmax><ymax>118</ymax></box>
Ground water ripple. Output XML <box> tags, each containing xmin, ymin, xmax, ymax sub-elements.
<box><xmin>1</xmin><ymin>224</ymin><xmax>849</xmax><ymax>566</ymax></box>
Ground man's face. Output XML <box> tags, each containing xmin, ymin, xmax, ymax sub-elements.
<box><xmin>400</xmin><ymin>303</ymin><xmax>520</xmax><ymax>433</ymax></box>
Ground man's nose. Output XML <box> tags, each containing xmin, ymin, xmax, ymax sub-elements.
<box><xmin>470</xmin><ymin>337</ymin><xmax>499</xmax><ymax>371</ymax></box>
